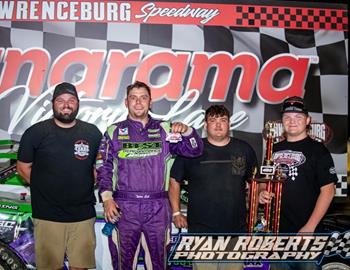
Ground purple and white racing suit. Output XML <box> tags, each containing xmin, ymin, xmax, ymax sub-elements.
<box><xmin>97</xmin><ymin>116</ymin><xmax>203</xmax><ymax>270</ymax></box>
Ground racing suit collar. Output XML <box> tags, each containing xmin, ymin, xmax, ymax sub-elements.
<box><xmin>127</xmin><ymin>115</ymin><xmax>153</xmax><ymax>129</ymax></box>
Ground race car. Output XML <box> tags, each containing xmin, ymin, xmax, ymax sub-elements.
<box><xmin>0</xmin><ymin>140</ymin><xmax>33</xmax><ymax>270</ymax></box>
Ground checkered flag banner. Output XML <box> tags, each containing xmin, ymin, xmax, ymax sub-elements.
<box><xmin>0</xmin><ymin>1</ymin><xmax>348</xmax><ymax>197</ymax></box>
<box><xmin>323</xmin><ymin>231</ymin><xmax>350</xmax><ymax>260</ymax></box>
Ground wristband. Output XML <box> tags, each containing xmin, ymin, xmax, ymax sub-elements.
<box><xmin>172</xmin><ymin>211</ymin><xmax>181</xmax><ymax>217</ymax></box>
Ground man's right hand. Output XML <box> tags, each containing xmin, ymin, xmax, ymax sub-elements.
<box><xmin>173</xmin><ymin>214</ymin><xmax>188</xmax><ymax>229</ymax></box>
<box><xmin>103</xmin><ymin>199</ymin><xmax>121</xmax><ymax>223</ymax></box>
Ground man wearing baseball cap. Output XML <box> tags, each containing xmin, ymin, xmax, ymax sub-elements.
<box><xmin>17</xmin><ymin>82</ymin><xmax>102</xmax><ymax>270</ymax></box>
<box><xmin>259</xmin><ymin>96</ymin><xmax>337</xmax><ymax>270</ymax></box>
<box><xmin>52</xmin><ymin>81</ymin><xmax>79</xmax><ymax>101</ymax></box>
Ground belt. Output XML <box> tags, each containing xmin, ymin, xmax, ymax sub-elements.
<box><xmin>115</xmin><ymin>191</ymin><xmax>168</xmax><ymax>200</ymax></box>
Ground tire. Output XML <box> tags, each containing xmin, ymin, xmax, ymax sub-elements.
<box><xmin>0</xmin><ymin>261</ymin><xmax>10</xmax><ymax>270</ymax></box>
<box><xmin>0</xmin><ymin>241</ymin><xmax>27</xmax><ymax>270</ymax></box>
<box><xmin>322</xmin><ymin>262</ymin><xmax>350</xmax><ymax>270</ymax></box>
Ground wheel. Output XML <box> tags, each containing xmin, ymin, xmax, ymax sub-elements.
<box><xmin>0</xmin><ymin>241</ymin><xmax>27</xmax><ymax>270</ymax></box>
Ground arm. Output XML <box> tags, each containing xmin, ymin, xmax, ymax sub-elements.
<box><xmin>299</xmin><ymin>147</ymin><xmax>338</xmax><ymax>233</ymax></box>
<box><xmin>169</xmin><ymin>122</ymin><xmax>203</xmax><ymax>157</ymax></box>
<box><xmin>97</xmin><ymin>127</ymin><xmax>120</xmax><ymax>222</ymax></box>
<box><xmin>16</xmin><ymin>161</ymin><xmax>32</xmax><ymax>184</ymax></box>
<box><xmin>93</xmin><ymin>129</ymin><xmax>103</xmax><ymax>183</ymax></box>
<box><xmin>169</xmin><ymin>178</ymin><xmax>187</xmax><ymax>229</ymax></box>
<box><xmin>299</xmin><ymin>182</ymin><xmax>335</xmax><ymax>233</ymax></box>
<box><xmin>17</xmin><ymin>127</ymin><xmax>36</xmax><ymax>184</ymax></box>
<box><xmin>93</xmin><ymin>168</ymin><xmax>97</xmax><ymax>182</ymax></box>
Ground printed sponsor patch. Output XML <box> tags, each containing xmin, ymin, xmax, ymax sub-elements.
<box><xmin>148</xmin><ymin>133</ymin><xmax>161</xmax><ymax>138</ymax></box>
<box><xmin>190</xmin><ymin>137</ymin><xmax>198</xmax><ymax>148</ymax></box>
<box><xmin>148</xmin><ymin>128</ymin><xmax>160</xmax><ymax>133</ymax></box>
<box><xmin>0</xmin><ymin>220</ymin><xmax>17</xmax><ymax>242</ymax></box>
<box><xmin>122</xmin><ymin>142</ymin><xmax>162</xmax><ymax>149</ymax></box>
<box><xmin>95</xmin><ymin>153</ymin><xmax>103</xmax><ymax>169</ymax></box>
<box><xmin>99</xmin><ymin>137</ymin><xmax>106</xmax><ymax>153</ymax></box>
<box><xmin>119</xmin><ymin>127</ymin><xmax>128</xmax><ymax>135</ymax></box>
<box><xmin>74</xmin><ymin>140</ymin><xmax>90</xmax><ymax>160</ymax></box>
<box><xmin>329</xmin><ymin>167</ymin><xmax>336</xmax><ymax>174</ymax></box>
<box><xmin>118</xmin><ymin>135</ymin><xmax>130</xmax><ymax>140</ymax></box>
<box><xmin>118</xmin><ymin>141</ymin><xmax>162</xmax><ymax>159</ymax></box>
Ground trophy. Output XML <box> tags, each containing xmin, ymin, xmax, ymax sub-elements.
<box><xmin>248</xmin><ymin>121</ymin><xmax>285</xmax><ymax>233</ymax></box>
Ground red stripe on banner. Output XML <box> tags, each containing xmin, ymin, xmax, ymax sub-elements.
<box><xmin>0</xmin><ymin>1</ymin><xmax>347</xmax><ymax>31</ymax></box>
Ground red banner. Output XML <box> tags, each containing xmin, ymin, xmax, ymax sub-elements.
<box><xmin>0</xmin><ymin>1</ymin><xmax>347</xmax><ymax>30</ymax></box>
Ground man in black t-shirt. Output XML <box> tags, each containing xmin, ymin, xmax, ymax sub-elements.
<box><xmin>169</xmin><ymin>105</ymin><xmax>258</xmax><ymax>270</ymax></box>
<box><xmin>17</xmin><ymin>82</ymin><xmax>102</xmax><ymax>270</ymax></box>
<box><xmin>259</xmin><ymin>96</ymin><xmax>337</xmax><ymax>270</ymax></box>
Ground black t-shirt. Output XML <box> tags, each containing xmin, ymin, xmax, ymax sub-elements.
<box><xmin>272</xmin><ymin>136</ymin><xmax>338</xmax><ymax>233</ymax></box>
<box><xmin>18</xmin><ymin>119</ymin><xmax>102</xmax><ymax>222</ymax></box>
<box><xmin>171</xmin><ymin>138</ymin><xmax>258</xmax><ymax>233</ymax></box>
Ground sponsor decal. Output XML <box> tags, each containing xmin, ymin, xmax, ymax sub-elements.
<box><xmin>148</xmin><ymin>133</ymin><xmax>161</xmax><ymax>138</ymax></box>
<box><xmin>122</xmin><ymin>142</ymin><xmax>162</xmax><ymax>149</ymax></box>
<box><xmin>0</xmin><ymin>204</ymin><xmax>18</xmax><ymax>210</ymax></box>
<box><xmin>98</xmin><ymin>137</ymin><xmax>106</xmax><ymax>153</ymax></box>
<box><xmin>118</xmin><ymin>135</ymin><xmax>130</xmax><ymax>140</ymax></box>
<box><xmin>0</xmin><ymin>220</ymin><xmax>17</xmax><ymax>242</ymax></box>
<box><xmin>0</xmin><ymin>220</ymin><xmax>16</xmax><ymax>228</ymax></box>
<box><xmin>329</xmin><ymin>167</ymin><xmax>336</xmax><ymax>174</ymax></box>
<box><xmin>190</xmin><ymin>137</ymin><xmax>198</xmax><ymax>148</ymax></box>
<box><xmin>148</xmin><ymin>128</ymin><xmax>160</xmax><ymax>133</ymax></box>
<box><xmin>119</xmin><ymin>127</ymin><xmax>128</xmax><ymax>135</ymax></box>
<box><xmin>95</xmin><ymin>152</ymin><xmax>103</xmax><ymax>169</ymax></box>
<box><xmin>118</xmin><ymin>141</ymin><xmax>162</xmax><ymax>159</ymax></box>
<box><xmin>74</xmin><ymin>140</ymin><xmax>90</xmax><ymax>160</ymax></box>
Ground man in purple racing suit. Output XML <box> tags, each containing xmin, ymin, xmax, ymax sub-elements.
<box><xmin>97</xmin><ymin>81</ymin><xmax>203</xmax><ymax>269</ymax></box>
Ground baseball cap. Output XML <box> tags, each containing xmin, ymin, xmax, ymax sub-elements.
<box><xmin>52</xmin><ymin>82</ymin><xmax>79</xmax><ymax>101</ymax></box>
<box><xmin>281</xmin><ymin>96</ymin><xmax>308</xmax><ymax>114</ymax></box>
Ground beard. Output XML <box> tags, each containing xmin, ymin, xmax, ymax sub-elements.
<box><xmin>53</xmin><ymin>105</ymin><xmax>79</xmax><ymax>123</ymax></box>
